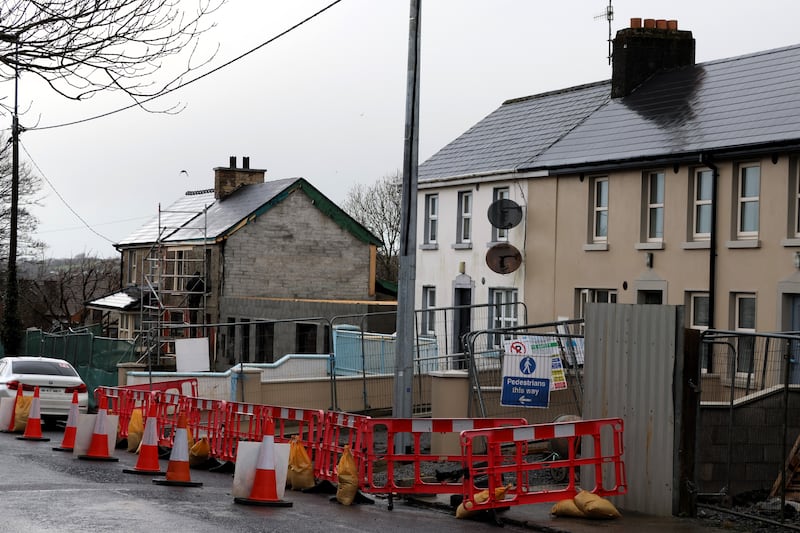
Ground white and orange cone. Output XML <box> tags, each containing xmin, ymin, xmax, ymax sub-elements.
<box><xmin>1</xmin><ymin>386</ymin><xmax>23</xmax><ymax>433</ymax></box>
<box><xmin>53</xmin><ymin>391</ymin><xmax>79</xmax><ymax>452</ymax></box>
<box><xmin>234</xmin><ymin>419</ymin><xmax>292</xmax><ymax>507</ymax></box>
<box><xmin>153</xmin><ymin>412</ymin><xmax>202</xmax><ymax>487</ymax></box>
<box><xmin>18</xmin><ymin>386</ymin><xmax>50</xmax><ymax>442</ymax></box>
<box><xmin>124</xmin><ymin>402</ymin><xmax>165</xmax><ymax>475</ymax></box>
<box><xmin>78</xmin><ymin>395</ymin><xmax>119</xmax><ymax>462</ymax></box>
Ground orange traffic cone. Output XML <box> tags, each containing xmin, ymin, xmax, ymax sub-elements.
<box><xmin>153</xmin><ymin>412</ymin><xmax>202</xmax><ymax>487</ymax></box>
<box><xmin>1</xmin><ymin>386</ymin><xmax>23</xmax><ymax>433</ymax></box>
<box><xmin>234</xmin><ymin>419</ymin><xmax>292</xmax><ymax>507</ymax></box>
<box><xmin>78</xmin><ymin>395</ymin><xmax>119</xmax><ymax>462</ymax></box>
<box><xmin>53</xmin><ymin>391</ymin><xmax>79</xmax><ymax>452</ymax></box>
<box><xmin>18</xmin><ymin>386</ymin><xmax>50</xmax><ymax>442</ymax></box>
<box><xmin>124</xmin><ymin>403</ymin><xmax>165</xmax><ymax>475</ymax></box>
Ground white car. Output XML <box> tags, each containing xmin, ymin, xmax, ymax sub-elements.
<box><xmin>0</xmin><ymin>356</ymin><xmax>89</xmax><ymax>424</ymax></box>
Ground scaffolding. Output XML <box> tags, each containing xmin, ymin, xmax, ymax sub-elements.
<box><xmin>137</xmin><ymin>201</ymin><xmax>210</xmax><ymax>366</ymax></box>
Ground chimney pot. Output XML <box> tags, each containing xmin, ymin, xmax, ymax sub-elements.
<box><xmin>643</xmin><ymin>18</ymin><xmax>656</xmax><ymax>29</ymax></box>
<box><xmin>229</xmin><ymin>156</ymin><xmax>236</xmax><ymax>168</ymax></box>
<box><xmin>667</xmin><ymin>20</ymin><xmax>678</xmax><ymax>31</ymax></box>
<box><xmin>243</xmin><ymin>156</ymin><xmax>250</xmax><ymax>169</ymax></box>
<box><xmin>630</xmin><ymin>18</ymin><xmax>642</xmax><ymax>29</ymax></box>
<box><xmin>656</xmin><ymin>19</ymin><xmax>667</xmax><ymax>30</ymax></box>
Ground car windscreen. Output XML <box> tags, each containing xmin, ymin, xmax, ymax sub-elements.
<box><xmin>11</xmin><ymin>360</ymin><xmax>78</xmax><ymax>377</ymax></box>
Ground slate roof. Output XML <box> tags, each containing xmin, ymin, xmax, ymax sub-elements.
<box><xmin>419</xmin><ymin>43</ymin><xmax>800</xmax><ymax>181</ymax></box>
<box><xmin>117</xmin><ymin>178</ymin><xmax>381</xmax><ymax>247</ymax></box>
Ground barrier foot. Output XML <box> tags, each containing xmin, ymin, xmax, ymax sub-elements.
<box><xmin>388</xmin><ymin>493</ymin><xmax>393</xmax><ymax>511</ymax></box>
<box><xmin>52</xmin><ymin>446</ymin><xmax>73</xmax><ymax>452</ymax></box>
<box><xmin>78</xmin><ymin>455</ymin><xmax>119</xmax><ymax>462</ymax></box>
<box><xmin>17</xmin><ymin>435</ymin><xmax>50</xmax><ymax>442</ymax></box>
<box><xmin>153</xmin><ymin>478</ymin><xmax>203</xmax><ymax>487</ymax></box>
<box><xmin>208</xmin><ymin>460</ymin><xmax>235</xmax><ymax>474</ymax></box>
<box><xmin>304</xmin><ymin>480</ymin><xmax>336</xmax><ymax>494</ymax></box>
<box><xmin>123</xmin><ymin>468</ymin><xmax>166</xmax><ymax>476</ymax></box>
<box><xmin>329</xmin><ymin>491</ymin><xmax>374</xmax><ymax>505</ymax></box>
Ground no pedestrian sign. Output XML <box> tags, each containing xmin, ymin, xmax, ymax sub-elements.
<box><xmin>501</xmin><ymin>339</ymin><xmax>552</xmax><ymax>408</ymax></box>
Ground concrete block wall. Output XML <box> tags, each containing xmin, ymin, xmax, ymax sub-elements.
<box><xmin>697</xmin><ymin>390</ymin><xmax>800</xmax><ymax>497</ymax></box>
<box><xmin>223</xmin><ymin>188</ymin><xmax>372</xmax><ymax>301</ymax></box>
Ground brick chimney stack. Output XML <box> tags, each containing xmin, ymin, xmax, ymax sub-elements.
<box><xmin>611</xmin><ymin>18</ymin><xmax>695</xmax><ymax>98</ymax></box>
<box><xmin>214</xmin><ymin>156</ymin><xmax>266</xmax><ymax>200</ymax></box>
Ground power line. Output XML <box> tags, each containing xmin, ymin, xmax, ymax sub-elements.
<box><xmin>36</xmin><ymin>215</ymin><xmax>152</xmax><ymax>234</ymax></box>
<box><xmin>20</xmin><ymin>140</ymin><xmax>116</xmax><ymax>244</ymax></box>
<box><xmin>30</xmin><ymin>0</ymin><xmax>345</xmax><ymax>132</ymax></box>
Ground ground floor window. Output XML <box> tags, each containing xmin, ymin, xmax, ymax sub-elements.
<box><xmin>489</xmin><ymin>288</ymin><xmax>518</xmax><ymax>346</ymax></box>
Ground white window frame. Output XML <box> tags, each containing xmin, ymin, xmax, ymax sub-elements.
<box><xmin>593</xmin><ymin>178</ymin><xmax>609</xmax><ymax>242</ymax></box>
<box><xmin>578</xmin><ymin>288</ymin><xmax>618</xmax><ymax>321</ymax></box>
<box><xmin>457</xmin><ymin>191</ymin><xmax>472</xmax><ymax>244</ymax></box>
<box><xmin>424</xmin><ymin>194</ymin><xmax>438</xmax><ymax>244</ymax></box>
<box><xmin>693</xmin><ymin>169</ymin><xmax>713</xmax><ymax>240</ymax></box>
<box><xmin>490</xmin><ymin>288</ymin><xmax>518</xmax><ymax>346</ymax></box>
<box><xmin>421</xmin><ymin>286</ymin><xmax>436</xmax><ymax>335</ymax></box>
<box><xmin>734</xmin><ymin>293</ymin><xmax>756</xmax><ymax>378</ymax></box>
<box><xmin>689</xmin><ymin>292</ymin><xmax>711</xmax><ymax>373</ymax></box>
<box><xmin>737</xmin><ymin>164</ymin><xmax>760</xmax><ymax>239</ymax></box>
<box><xmin>647</xmin><ymin>171</ymin><xmax>664</xmax><ymax>241</ymax></box>
<box><xmin>492</xmin><ymin>187</ymin><xmax>510</xmax><ymax>242</ymax></box>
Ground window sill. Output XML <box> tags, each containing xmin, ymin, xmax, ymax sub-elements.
<box><xmin>781</xmin><ymin>238</ymin><xmax>800</xmax><ymax>247</ymax></box>
<box><xmin>681</xmin><ymin>241</ymin><xmax>711</xmax><ymax>249</ymax></box>
<box><xmin>452</xmin><ymin>243</ymin><xmax>472</xmax><ymax>250</ymax></box>
<box><xmin>634</xmin><ymin>242</ymin><xmax>664</xmax><ymax>250</ymax></box>
<box><xmin>583</xmin><ymin>243</ymin><xmax>608</xmax><ymax>252</ymax></box>
<box><xmin>725</xmin><ymin>239</ymin><xmax>761</xmax><ymax>249</ymax></box>
<box><xmin>486</xmin><ymin>240</ymin><xmax>510</xmax><ymax>248</ymax></box>
<box><xmin>419</xmin><ymin>243</ymin><xmax>438</xmax><ymax>251</ymax></box>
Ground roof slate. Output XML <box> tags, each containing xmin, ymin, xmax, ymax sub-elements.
<box><xmin>419</xmin><ymin>43</ymin><xmax>800</xmax><ymax>180</ymax></box>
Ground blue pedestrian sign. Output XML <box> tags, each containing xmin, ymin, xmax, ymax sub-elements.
<box><xmin>501</xmin><ymin>339</ymin><xmax>552</xmax><ymax>408</ymax></box>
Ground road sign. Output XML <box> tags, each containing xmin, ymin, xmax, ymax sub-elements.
<box><xmin>501</xmin><ymin>339</ymin><xmax>552</xmax><ymax>408</ymax></box>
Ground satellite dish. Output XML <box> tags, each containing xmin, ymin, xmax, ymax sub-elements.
<box><xmin>486</xmin><ymin>243</ymin><xmax>522</xmax><ymax>274</ymax></box>
<box><xmin>487</xmin><ymin>199</ymin><xmax>523</xmax><ymax>230</ymax></box>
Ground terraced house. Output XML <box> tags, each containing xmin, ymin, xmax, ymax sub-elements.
<box><xmin>416</xmin><ymin>18</ymin><xmax>800</xmax><ymax>373</ymax></box>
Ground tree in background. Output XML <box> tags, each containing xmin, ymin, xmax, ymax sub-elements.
<box><xmin>0</xmin><ymin>0</ymin><xmax>222</xmax><ymax>353</ymax></box>
<box><xmin>19</xmin><ymin>255</ymin><xmax>120</xmax><ymax>331</ymax></box>
<box><xmin>0</xmin><ymin>136</ymin><xmax>42</xmax><ymax>260</ymax></box>
<box><xmin>0</xmin><ymin>0</ymin><xmax>222</xmax><ymax>101</ymax></box>
<box><xmin>343</xmin><ymin>173</ymin><xmax>401</xmax><ymax>283</ymax></box>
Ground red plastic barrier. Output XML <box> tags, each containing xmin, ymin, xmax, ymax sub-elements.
<box><xmin>215</xmin><ymin>401</ymin><xmax>270</xmax><ymax>462</ymax></box>
<box><xmin>460</xmin><ymin>417</ymin><xmax>627</xmax><ymax>511</ymax></box>
<box><xmin>259</xmin><ymin>405</ymin><xmax>324</xmax><ymax>465</ymax></box>
<box><xmin>152</xmin><ymin>391</ymin><xmax>184</xmax><ymax>448</ymax></box>
<box><xmin>360</xmin><ymin>417</ymin><xmax>527</xmax><ymax>496</ymax></box>
<box><xmin>121</xmin><ymin>378</ymin><xmax>199</xmax><ymax>398</ymax></box>
<box><xmin>182</xmin><ymin>396</ymin><xmax>226</xmax><ymax>457</ymax></box>
<box><xmin>95</xmin><ymin>387</ymin><xmax>154</xmax><ymax>439</ymax></box>
<box><xmin>316</xmin><ymin>411</ymin><xmax>370</xmax><ymax>484</ymax></box>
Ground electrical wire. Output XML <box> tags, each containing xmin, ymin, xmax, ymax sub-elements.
<box><xmin>20</xmin><ymin>140</ymin><xmax>116</xmax><ymax>243</ymax></box>
<box><xmin>30</xmin><ymin>0</ymin><xmax>344</xmax><ymax>131</ymax></box>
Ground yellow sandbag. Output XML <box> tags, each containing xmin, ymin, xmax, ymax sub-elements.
<box><xmin>335</xmin><ymin>445</ymin><xmax>358</xmax><ymax>505</ymax></box>
<box><xmin>13</xmin><ymin>396</ymin><xmax>32</xmax><ymax>432</ymax></box>
<box><xmin>456</xmin><ymin>484</ymin><xmax>510</xmax><ymax>519</ymax></box>
<box><xmin>551</xmin><ymin>498</ymin><xmax>586</xmax><ymax>518</ymax></box>
<box><xmin>288</xmin><ymin>436</ymin><xmax>316</xmax><ymax>490</ymax></box>
<box><xmin>127</xmin><ymin>409</ymin><xmax>144</xmax><ymax>452</ymax></box>
<box><xmin>573</xmin><ymin>490</ymin><xmax>621</xmax><ymax>519</ymax></box>
<box><xmin>189</xmin><ymin>436</ymin><xmax>211</xmax><ymax>467</ymax></box>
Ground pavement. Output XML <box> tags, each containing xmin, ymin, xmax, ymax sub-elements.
<box><xmin>405</xmin><ymin>495</ymin><xmax>735</xmax><ymax>532</ymax></box>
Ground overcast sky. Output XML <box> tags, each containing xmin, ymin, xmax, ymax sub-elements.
<box><xmin>10</xmin><ymin>0</ymin><xmax>800</xmax><ymax>259</ymax></box>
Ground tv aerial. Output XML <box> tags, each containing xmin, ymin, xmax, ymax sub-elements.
<box><xmin>594</xmin><ymin>0</ymin><xmax>614</xmax><ymax>65</ymax></box>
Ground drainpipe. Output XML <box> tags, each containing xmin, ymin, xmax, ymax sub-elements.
<box><xmin>700</xmin><ymin>153</ymin><xmax>719</xmax><ymax>330</ymax></box>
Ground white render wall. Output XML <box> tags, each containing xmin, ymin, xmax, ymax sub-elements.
<box><xmin>415</xmin><ymin>178</ymin><xmax>526</xmax><ymax>310</ymax></box>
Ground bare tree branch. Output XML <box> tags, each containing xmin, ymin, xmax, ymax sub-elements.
<box><xmin>0</xmin><ymin>0</ymin><xmax>224</xmax><ymax>101</ymax></box>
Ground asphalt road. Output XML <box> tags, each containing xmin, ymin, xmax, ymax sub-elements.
<box><xmin>0</xmin><ymin>426</ymin><xmax>528</xmax><ymax>533</ymax></box>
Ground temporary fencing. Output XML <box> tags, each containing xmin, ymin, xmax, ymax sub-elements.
<box><xmin>460</xmin><ymin>417</ymin><xmax>627</xmax><ymax>512</ymax></box>
<box><xmin>360</xmin><ymin>417</ymin><xmax>527</xmax><ymax>497</ymax></box>
<box><xmin>86</xmin><ymin>384</ymin><xmax>626</xmax><ymax>515</ymax></box>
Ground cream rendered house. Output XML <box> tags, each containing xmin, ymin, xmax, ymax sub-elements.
<box><xmin>417</xmin><ymin>18</ymin><xmax>800</xmax><ymax>376</ymax></box>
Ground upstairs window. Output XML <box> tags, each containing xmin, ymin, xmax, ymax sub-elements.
<box><xmin>424</xmin><ymin>194</ymin><xmax>438</xmax><ymax>244</ymax></box>
<box><xmin>647</xmin><ymin>171</ymin><xmax>665</xmax><ymax>241</ymax></box>
<box><xmin>737</xmin><ymin>164</ymin><xmax>760</xmax><ymax>238</ymax></box>
<box><xmin>693</xmin><ymin>169</ymin><xmax>713</xmax><ymax>240</ymax></box>
<box><xmin>492</xmin><ymin>187</ymin><xmax>510</xmax><ymax>242</ymax></box>
<box><xmin>593</xmin><ymin>178</ymin><xmax>608</xmax><ymax>242</ymax></box>
<box><xmin>457</xmin><ymin>191</ymin><xmax>472</xmax><ymax>244</ymax></box>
